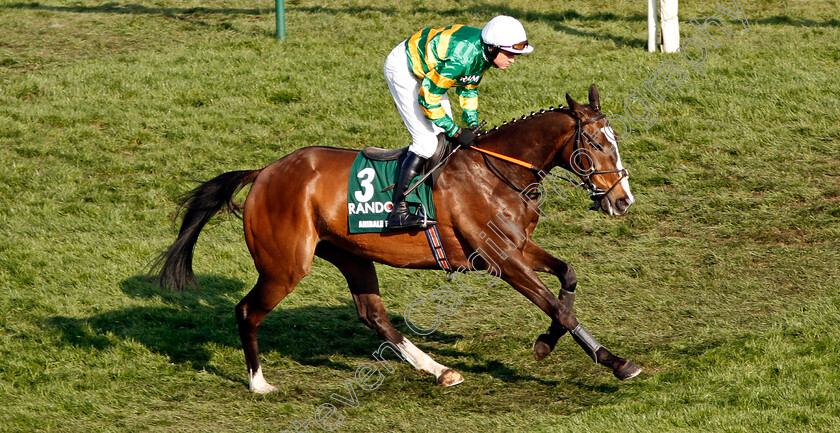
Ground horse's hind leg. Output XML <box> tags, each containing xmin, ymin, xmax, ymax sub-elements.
<box><xmin>316</xmin><ymin>243</ymin><xmax>464</xmax><ymax>387</ymax></box>
<box><xmin>235</xmin><ymin>270</ymin><xmax>309</xmax><ymax>393</ymax></box>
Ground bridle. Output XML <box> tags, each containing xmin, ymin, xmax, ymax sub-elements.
<box><xmin>470</xmin><ymin>110</ymin><xmax>629</xmax><ymax>199</ymax></box>
<box><xmin>565</xmin><ymin>113</ymin><xmax>629</xmax><ymax>200</ymax></box>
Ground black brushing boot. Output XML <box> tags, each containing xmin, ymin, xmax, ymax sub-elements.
<box><xmin>387</xmin><ymin>152</ymin><xmax>437</xmax><ymax>230</ymax></box>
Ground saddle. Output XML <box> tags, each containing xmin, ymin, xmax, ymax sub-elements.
<box><xmin>361</xmin><ymin>134</ymin><xmax>452</xmax><ymax>189</ymax></box>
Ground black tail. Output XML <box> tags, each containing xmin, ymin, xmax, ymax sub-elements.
<box><xmin>151</xmin><ymin>169</ymin><xmax>261</xmax><ymax>291</ymax></box>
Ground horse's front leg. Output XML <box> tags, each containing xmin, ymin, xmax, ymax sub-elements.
<box><xmin>500</xmin><ymin>253</ymin><xmax>642</xmax><ymax>380</ymax></box>
<box><xmin>522</xmin><ymin>241</ymin><xmax>577</xmax><ymax>361</ymax></box>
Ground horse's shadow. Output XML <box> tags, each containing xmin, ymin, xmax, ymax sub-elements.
<box><xmin>43</xmin><ymin>274</ymin><xmax>558</xmax><ymax>387</ymax></box>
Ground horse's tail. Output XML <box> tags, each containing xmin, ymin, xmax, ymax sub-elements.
<box><xmin>151</xmin><ymin>169</ymin><xmax>261</xmax><ymax>291</ymax></box>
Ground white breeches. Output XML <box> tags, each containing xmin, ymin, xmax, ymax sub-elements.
<box><xmin>383</xmin><ymin>41</ymin><xmax>452</xmax><ymax>159</ymax></box>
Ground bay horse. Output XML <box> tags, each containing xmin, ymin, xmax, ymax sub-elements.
<box><xmin>154</xmin><ymin>85</ymin><xmax>641</xmax><ymax>393</ymax></box>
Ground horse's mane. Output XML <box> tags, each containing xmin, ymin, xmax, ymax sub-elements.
<box><xmin>476</xmin><ymin>105</ymin><xmax>573</xmax><ymax>138</ymax></box>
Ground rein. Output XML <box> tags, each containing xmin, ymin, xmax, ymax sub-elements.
<box><xmin>469</xmin><ymin>111</ymin><xmax>628</xmax><ymax>199</ymax></box>
<box><xmin>469</xmin><ymin>145</ymin><xmax>538</xmax><ymax>171</ymax></box>
<box><xmin>478</xmin><ymin>152</ymin><xmax>540</xmax><ymax>197</ymax></box>
<box><xmin>468</xmin><ymin>145</ymin><xmax>542</xmax><ymax>197</ymax></box>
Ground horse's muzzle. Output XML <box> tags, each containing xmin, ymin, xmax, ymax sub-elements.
<box><xmin>591</xmin><ymin>193</ymin><xmax>634</xmax><ymax>216</ymax></box>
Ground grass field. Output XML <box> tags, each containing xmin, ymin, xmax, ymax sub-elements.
<box><xmin>1</xmin><ymin>0</ymin><xmax>839</xmax><ymax>431</ymax></box>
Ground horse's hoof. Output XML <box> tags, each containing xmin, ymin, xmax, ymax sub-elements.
<box><xmin>250</xmin><ymin>382</ymin><xmax>278</xmax><ymax>394</ymax></box>
<box><xmin>436</xmin><ymin>369</ymin><xmax>464</xmax><ymax>387</ymax></box>
<box><xmin>532</xmin><ymin>339</ymin><xmax>552</xmax><ymax>361</ymax></box>
<box><xmin>532</xmin><ymin>332</ymin><xmax>563</xmax><ymax>361</ymax></box>
<box><xmin>613</xmin><ymin>360</ymin><xmax>642</xmax><ymax>381</ymax></box>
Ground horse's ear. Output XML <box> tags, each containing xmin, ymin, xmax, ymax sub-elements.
<box><xmin>588</xmin><ymin>84</ymin><xmax>601</xmax><ymax>111</ymax></box>
<box><xmin>566</xmin><ymin>93</ymin><xmax>585</xmax><ymax>117</ymax></box>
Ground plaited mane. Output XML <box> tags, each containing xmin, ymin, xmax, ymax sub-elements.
<box><xmin>475</xmin><ymin>106</ymin><xmax>571</xmax><ymax>138</ymax></box>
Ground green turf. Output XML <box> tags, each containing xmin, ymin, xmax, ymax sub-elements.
<box><xmin>1</xmin><ymin>0</ymin><xmax>838</xmax><ymax>431</ymax></box>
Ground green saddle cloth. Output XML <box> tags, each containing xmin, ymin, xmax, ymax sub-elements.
<box><xmin>347</xmin><ymin>152</ymin><xmax>435</xmax><ymax>234</ymax></box>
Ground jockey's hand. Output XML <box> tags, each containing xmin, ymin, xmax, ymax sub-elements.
<box><xmin>452</xmin><ymin>127</ymin><xmax>476</xmax><ymax>146</ymax></box>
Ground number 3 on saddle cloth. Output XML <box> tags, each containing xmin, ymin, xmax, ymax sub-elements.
<box><xmin>347</xmin><ymin>135</ymin><xmax>453</xmax><ymax>271</ymax></box>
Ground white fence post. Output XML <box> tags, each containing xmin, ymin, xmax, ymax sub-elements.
<box><xmin>659</xmin><ymin>0</ymin><xmax>680</xmax><ymax>53</ymax></box>
<box><xmin>647</xmin><ymin>0</ymin><xmax>657</xmax><ymax>52</ymax></box>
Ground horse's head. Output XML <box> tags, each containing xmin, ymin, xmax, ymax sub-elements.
<box><xmin>558</xmin><ymin>85</ymin><xmax>634</xmax><ymax>216</ymax></box>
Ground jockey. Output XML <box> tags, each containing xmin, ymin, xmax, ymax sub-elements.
<box><xmin>383</xmin><ymin>15</ymin><xmax>534</xmax><ymax>230</ymax></box>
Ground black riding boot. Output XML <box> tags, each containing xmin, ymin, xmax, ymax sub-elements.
<box><xmin>387</xmin><ymin>152</ymin><xmax>437</xmax><ymax>230</ymax></box>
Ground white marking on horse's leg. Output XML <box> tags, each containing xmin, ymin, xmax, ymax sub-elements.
<box><xmin>396</xmin><ymin>338</ymin><xmax>448</xmax><ymax>378</ymax></box>
<box><xmin>249</xmin><ymin>366</ymin><xmax>278</xmax><ymax>394</ymax></box>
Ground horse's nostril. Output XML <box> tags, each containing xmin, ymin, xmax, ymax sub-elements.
<box><xmin>616</xmin><ymin>198</ymin><xmax>629</xmax><ymax>212</ymax></box>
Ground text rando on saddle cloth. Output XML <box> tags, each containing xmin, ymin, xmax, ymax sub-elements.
<box><xmin>347</xmin><ymin>152</ymin><xmax>435</xmax><ymax>234</ymax></box>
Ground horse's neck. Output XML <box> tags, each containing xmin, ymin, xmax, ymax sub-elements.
<box><xmin>475</xmin><ymin>112</ymin><xmax>572</xmax><ymax>172</ymax></box>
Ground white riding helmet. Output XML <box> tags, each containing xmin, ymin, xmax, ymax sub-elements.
<box><xmin>481</xmin><ymin>15</ymin><xmax>534</xmax><ymax>54</ymax></box>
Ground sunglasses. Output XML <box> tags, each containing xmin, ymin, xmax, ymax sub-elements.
<box><xmin>507</xmin><ymin>40</ymin><xmax>529</xmax><ymax>51</ymax></box>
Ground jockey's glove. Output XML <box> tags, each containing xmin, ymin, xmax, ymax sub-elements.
<box><xmin>452</xmin><ymin>127</ymin><xmax>476</xmax><ymax>146</ymax></box>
